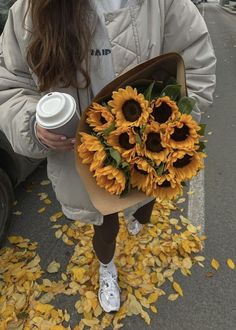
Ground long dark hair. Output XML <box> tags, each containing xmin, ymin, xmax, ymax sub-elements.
<box><xmin>26</xmin><ymin>0</ymin><xmax>92</xmax><ymax>91</ymax></box>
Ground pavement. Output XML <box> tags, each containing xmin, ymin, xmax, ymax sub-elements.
<box><xmin>218</xmin><ymin>4</ymin><xmax>236</xmax><ymax>14</ymax></box>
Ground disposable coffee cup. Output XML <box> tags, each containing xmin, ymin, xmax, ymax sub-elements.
<box><xmin>36</xmin><ymin>92</ymin><xmax>79</xmax><ymax>138</ymax></box>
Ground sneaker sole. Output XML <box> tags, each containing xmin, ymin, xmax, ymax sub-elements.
<box><xmin>98</xmin><ymin>292</ymin><xmax>120</xmax><ymax>313</ymax></box>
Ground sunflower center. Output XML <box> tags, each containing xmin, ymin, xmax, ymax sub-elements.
<box><xmin>171</xmin><ymin>124</ymin><xmax>189</xmax><ymax>141</ymax></box>
<box><xmin>152</xmin><ymin>103</ymin><xmax>172</xmax><ymax>123</ymax></box>
<box><xmin>146</xmin><ymin>133</ymin><xmax>164</xmax><ymax>153</ymax></box>
<box><xmin>122</xmin><ymin>99</ymin><xmax>142</xmax><ymax>122</ymax></box>
<box><xmin>100</xmin><ymin>115</ymin><xmax>107</xmax><ymax>125</ymax></box>
<box><xmin>173</xmin><ymin>154</ymin><xmax>192</xmax><ymax>168</ymax></box>
<box><xmin>134</xmin><ymin>164</ymin><xmax>147</xmax><ymax>175</ymax></box>
<box><xmin>119</xmin><ymin>133</ymin><xmax>135</xmax><ymax>150</ymax></box>
<box><xmin>160</xmin><ymin>180</ymin><xmax>171</xmax><ymax>187</ymax></box>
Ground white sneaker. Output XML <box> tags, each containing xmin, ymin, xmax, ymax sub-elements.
<box><xmin>125</xmin><ymin>216</ymin><xmax>143</xmax><ymax>235</ymax></box>
<box><xmin>98</xmin><ymin>266</ymin><xmax>120</xmax><ymax>313</ymax></box>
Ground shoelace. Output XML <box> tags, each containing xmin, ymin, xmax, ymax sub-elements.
<box><xmin>129</xmin><ymin>218</ymin><xmax>138</xmax><ymax>228</ymax></box>
<box><xmin>100</xmin><ymin>271</ymin><xmax>119</xmax><ymax>296</ymax></box>
<box><xmin>127</xmin><ymin>218</ymin><xmax>142</xmax><ymax>231</ymax></box>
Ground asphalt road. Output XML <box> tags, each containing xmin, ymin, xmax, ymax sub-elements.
<box><xmin>1</xmin><ymin>2</ymin><xmax>236</xmax><ymax>330</ymax></box>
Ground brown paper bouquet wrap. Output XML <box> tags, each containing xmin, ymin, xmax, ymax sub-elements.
<box><xmin>75</xmin><ymin>53</ymin><xmax>205</xmax><ymax>215</ymax></box>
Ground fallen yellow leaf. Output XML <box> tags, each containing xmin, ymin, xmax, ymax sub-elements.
<box><xmin>47</xmin><ymin>261</ymin><xmax>60</xmax><ymax>273</ymax></box>
<box><xmin>226</xmin><ymin>259</ymin><xmax>235</xmax><ymax>270</ymax></box>
<box><xmin>34</xmin><ymin>302</ymin><xmax>54</xmax><ymax>314</ymax></box>
<box><xmin>150</xmin><ymin>305</ymin><xmax>158</xmax><ymax>313</ymax></box>
<box><xmin>8</xmin><ymin>236</ymin><xmax>24</xmax><ymax>244</ymax></box>
<box><xmin>39</xmin><ymin>293</ymin><xmax>55</xmax><ymax>304</ymax></box>
<box><xmin>176</xmin><ymin>198</ymin><xmax>186</xmax><ymax>204</ymax></box>
<box><xmin>168</xmin><ymin>293</ymin><xmax>179</xmax><ymax>301</ymax></box>
<box><xmin>38</xmin><ymin>207</ymin><xmax>46</xmax><ymax>214</ymax></box>
<box><xmin>148</xmin><ymin>292</ymin><xmax>159</xmax><ymax>304</ymax></box>
<box><xmin>211</xmin><ymin>258</ymin><xmax>220</xmax><ymax>271</ymax></box>
<box><xmin>50</xmin><ymin>211</ymin><xmax>63</xmax><ymax>222</ymax></box>
<box><xmin>194</xmin><ymin>256</ymin><xmax>205</xmax><ymax>262</ymax></box>
<box><xmin>182</xmin><ymin>257</ymin><xmax>192</xmax><ymax>270</ymax></box>
<box><xmin>173</xmin><ymin>282</ymin><xmax>183</xmax><ymax>296</ymax></box>
<box><xmin>55</xmin><ymin>230</ymin><xmax>63</xmax><ymax>239</ymax></box>
<box><xmin>71</xmin><ymin>267</ymin><xmax>86</xmax><ymax>283</ymax></box>
<box><xmin>13</xmin><ymin>210</ymin><xmax>22</xmax><ymax>215</ymax></box>
<box><xmin>82</xmin><ymin>318</ymin><xmax>99</xmax><ymax>326</ymax></box>
<box><xmin>44</xmin><ymin>198</ymin><xmax>52</xmax><ymax>205</ymax></box>
<box><xmin>40</xmin><ymin>180</ymin><xmax>51</xmax><ymax>186</ymax></box>
<box><xmin>187</xmin><ymin>224</ymin><xmax>197</xmax><ymax>234</ymax></box>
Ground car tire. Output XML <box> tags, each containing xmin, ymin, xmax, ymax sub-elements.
<box><xmin>0</xmin><ymin>168</ymin><xmax>14</xmax><ymax>242</ymax></box>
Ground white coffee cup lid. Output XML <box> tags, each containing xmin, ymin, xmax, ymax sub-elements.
<box><xmin>36</xmin><ymin>92</ymin><xmax>76</xmax><ymax>129</ymax></box>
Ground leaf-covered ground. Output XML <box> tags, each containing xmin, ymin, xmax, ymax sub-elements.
<box><xmin>0</xmin><ymin>190</ymin><xmax>235</xmax><ymax>330</ymax></box>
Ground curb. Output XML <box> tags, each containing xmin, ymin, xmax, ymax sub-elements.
<box><xmin>218</xmin><ymin>4</ymin><xmax>236</xmax><ymax>15</ymax></box>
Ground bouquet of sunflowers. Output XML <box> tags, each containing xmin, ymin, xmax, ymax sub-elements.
<box><xmin>75</xmin><ymin>53</ymin><xmax>206</xmax><ymax>215</ymax></box>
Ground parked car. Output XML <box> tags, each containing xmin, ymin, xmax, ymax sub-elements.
<box><xmin>229</xmin><ymin>0</ymin><xmax>236</xmax><ymax>10</ymax></box>
<box><xmin>191</xmin><ymin>0</ymin><xmax>203</xmax><ymax>5</ymax></box>
<box><xmin>0</xmin><ymin>1</ymin><xmax>43</xmax><ymax>242</ymax></box>
<box><xmin>0</xmin><ymin>132</ymin><xmax>42</xmax><ymax>242</ymax></box>
<box><xmin>0</xmin><ymin>0</ymin><xmax>15</xmax><ymax>32</ymax></box>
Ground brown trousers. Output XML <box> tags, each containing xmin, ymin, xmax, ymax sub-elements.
<box><xmin>92</xmin><ymin>199</ymin><xmax>155</xmax><ymax>264</ymax></box>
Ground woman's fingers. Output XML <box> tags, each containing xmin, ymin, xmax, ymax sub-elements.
<box><xmin>36</xmin><ymin>124</ymin><xmax>75</xmax><ymax>150</ymax></box>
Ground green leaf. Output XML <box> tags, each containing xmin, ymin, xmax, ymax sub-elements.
<box><xmin>165</xmin><ymin>77</ymin><xmax>178</xmax><ymax>85</ymax></box>
<box><xmin>109</xmin><ymin>148</ymin><xmax>121</xmax><ymax>167</ymax></box>
<box><xmin>197</xmin><ymin>141</ymin><xmax>206</xmax><ymax>152</ymax></box>
<box><xmin>135</xmin><ymin>132</ymin><xmax>142</xmax><ymax>145</ymax></box>
<box><xmin>198</xmin><ymin>124</ymin><xmax>206</xmax><ymax>136</ymax></box>
<box><xmin>143</xmin><ymin>81</ymin><xmax>155</xmax><ymax>101</ymax></box>
<box><xmin>160</xmin><ymin>84</ymin><xmax>181</xmax><ymax>101</ymax></box>
<box><xmin>101</xmin><ymin>102</ymin><xmax>108</xmax><ymax>107</ymax></box>
<box><xmin>140</xmin><ymin>125</ymin><xmax>146</xmax><ymax>135</ymax></box>
<box><xmin>102</xmin><ymin>122</ymin><xmax>116</xmax><ymax>136</ymax></box>
<box><xmin>156</xmin><ymin>162</ymin><xmax>165</xmax><ymax>176</ymax></box>
<box><xmin>120</xmin><ymin>161</ymin><xmax>130</xmax><ymax>170</ymax></box>
<box><xmin>120</xmin><ymin>176</ymin><xmax>131</xmax><ymax>197</ymax></box>
<box><xmin>178</xmin><ymin>97</ymin><xmax>196</xmax><ymax>115</ymax></box>
<box><xmin>100</xmin><ymin>101</ymin><xmax>112</xmax><ymax>112</ymax></box>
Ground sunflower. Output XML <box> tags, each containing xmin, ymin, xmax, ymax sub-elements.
<box><xmin>77</xmin><ymin>132</ymin><xmax>106</xmax><ymax>171</ymax></box>
<box><xmin>86</xmin><ymin>102</ymin><xmax>114</xmax><ymax>133</ymax></box>
<box><xmin>90</xmin><ymin>149</ymin><xmax>107</xmax><ymax>172</ymax></box>
<box><xmin>167</xmin><ymin>150</ymin><xmax>206</xmax><ymax>181</ymax></box>
<box><xmin>162</xmin><ymin>114</ymin><xmax>201</xmax><ymax>150</ymax></box>
<box><xmin>108</xmin><ymin>86</ymin><xmax>151</xmax><ymax>127</ymax></box>
<box><xmin>130</xmin><ymin>157</ymin><xmax>157</xmax><ymax>193</ymax></box>
<box><xmin>150</xmin><ymin>96</ymin><xmax>180</xmax><ymax>124</ymax></box>
<box><xmin>106</xmin><ymin>127</ymin><xmax>137</xmax><ymax>162</ymax></box>
<box><xmin>139</xmin><ymin>122</ymin><xmax>169</xmax><ymax>163</ymax></box>
<box><xmin>151</xmin><ymin>174</ymin><xmax>183</xmax><ymax>200</ymax></box>
<box><xmin>94</xmin><ymin>165</ymin><xmax>126</xmax><ymax>195</ymax></box>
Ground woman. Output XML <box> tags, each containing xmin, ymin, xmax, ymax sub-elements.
<box><xmin>0</xmin><ymin>0</ymin><xmax>216</xmax><ymax>312</ymax></box>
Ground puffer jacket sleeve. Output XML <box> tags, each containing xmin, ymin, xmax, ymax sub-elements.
<box><xmin>162</xmin><ymin>0</ymin><xmax>216</xmax><ymax>121</ymax></box>
<box><xmin>0</xmin><ymin>5</ymin><xmax>51</xmax><ymax>159</ymax></box>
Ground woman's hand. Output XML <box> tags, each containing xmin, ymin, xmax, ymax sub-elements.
<box><xmin>36</xmin><ymin>124</ymin><xmax>75</xmax><ymax>151</ymax></box>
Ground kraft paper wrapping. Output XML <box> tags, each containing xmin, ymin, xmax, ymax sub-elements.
<box><xmin>75</xmin><ymin>53</ymin><xmax>187</xmax><ymax>215</ymax></box>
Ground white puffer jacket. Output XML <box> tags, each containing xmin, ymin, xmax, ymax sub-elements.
<box><xmin>0</xmin><ymin>0</ymin><xmax>216</xmax><ymax>224</ymax></box>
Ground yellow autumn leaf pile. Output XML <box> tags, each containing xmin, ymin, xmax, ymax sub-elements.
<box><xmin>0</xmin><ymin>238</ymin><xmax>71</xmax><ymax>329</ymax></box>
<box><xmin>0</xmin><ymin>198</ymin><xmax>207</xmax><ymax>329</ymax></box>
